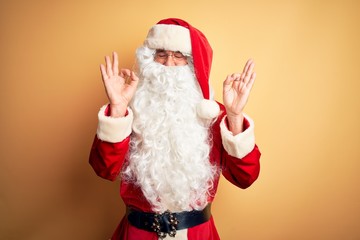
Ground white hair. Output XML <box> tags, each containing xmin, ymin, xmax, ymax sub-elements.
<box><xmin>122</xmin><ymin>46</ymin><xmax>219</xmax><ymax>212</ymax></box>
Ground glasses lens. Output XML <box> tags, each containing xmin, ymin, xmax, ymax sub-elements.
<box><xmin>155</xmin><ymin>51</ymin><xmax>167</xmax><ymax>59</ymax></box>
<box><xmin>173</xmin><ymin>52</ymin><xmax>185</xmax><ymax>59</ymax></box>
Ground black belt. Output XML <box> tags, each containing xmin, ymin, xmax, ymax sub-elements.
<box><xmin>127</xmin><ymin>204</ymin><xmax>211</xmax><ymax>239</ymax></box>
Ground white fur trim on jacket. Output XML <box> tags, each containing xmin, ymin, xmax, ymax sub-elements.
<box><xmin>163</xmin><ymin>229</ymin><xmax>187</xmax><ymax>240</ymax></box>
<box><xmin>96</xmin><ymin>105</ymin><xmax>133</xmax><ymax>143</ymax></box>
<box><xmin>144</xmin><ymin>24</ymin><xmax>192</xmax><ymax>54</ymax></box>
<box><xmin>220</xmin><ymin>113</ymin><xmax>256</xmax><ymax>159</ymax></box>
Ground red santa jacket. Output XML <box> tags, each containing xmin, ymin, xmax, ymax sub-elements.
<box><xmin>89</xmin><ymin>102</ymin><xmax>261</xmax><ymax>240</ymax></box>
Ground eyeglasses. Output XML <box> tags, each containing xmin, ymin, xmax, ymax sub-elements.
<box><xmin>154</xmin><ymin>50</ymin><xmax>189</xmax><ymax>63</ymax></box>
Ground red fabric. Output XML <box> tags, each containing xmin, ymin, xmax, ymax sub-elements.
<box><xmin>89</xmin><ymin>102</ymin><xmax>261</xmax><ymax>239</ymax></box>
<box><xmin>157</xmin><ymin>18</ymin><xmax>213</xmax><ymax>100</ymax></box>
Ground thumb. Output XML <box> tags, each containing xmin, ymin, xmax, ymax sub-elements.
<box><xmin>129</xmin><ymin>71</ymin><xmax>139</xmax><ymax>88</ymax></box>
<box><xmin>223</xmin><ymin>75</ymin><xmax>233</xmax><ymax>92</ymax></box>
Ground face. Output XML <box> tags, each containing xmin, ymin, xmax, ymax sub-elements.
<box><xmin>153</xmin><ymin>49</ymin><xmax>189</xmax><ymax>66</ymax></box>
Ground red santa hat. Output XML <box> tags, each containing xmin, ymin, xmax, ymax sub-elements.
<box><xmin>144</xmin><ymin>18</ymin><xmax>220</xmax><ymax>119</ymax></box>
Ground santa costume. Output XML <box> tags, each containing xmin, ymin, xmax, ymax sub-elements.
<box><xmin>89</xmin><ymin>18</ymin><xmax>261</xmax><ymax>240</ymax></box>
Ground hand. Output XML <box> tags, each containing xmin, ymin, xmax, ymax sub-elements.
<box><xmin>223</xmin><ymin>59</ymin><xmax>256</xmax><ymax>134</ymax></box>
<box><xmin>100</xmin><ymin>52</ymin><xmax>139</xmax><ymax>117</ymax></box>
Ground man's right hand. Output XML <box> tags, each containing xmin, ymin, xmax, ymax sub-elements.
<box><xmin>100</xmin><ymin>52</ymin><xmax>139</xmax><ymax>117</ymax></box>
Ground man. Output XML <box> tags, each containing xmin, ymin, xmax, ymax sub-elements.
<box><xmin>89</xmin><ymin>18</ymin><xmax>261</xmax><ymax>240</ymax></box>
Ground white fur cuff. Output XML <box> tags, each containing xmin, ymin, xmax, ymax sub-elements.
<box><xmin>220</xmin><ymin>113</ymin><xmax>256</xmax><ymax>158</ymax></box>
<box><xmin>96</xmin><ymin>105</ymin><xmax>133</xmax><ymax>143</ymax></box>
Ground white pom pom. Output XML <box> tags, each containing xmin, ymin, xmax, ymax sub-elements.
<box><xmin>197</xmin><ymin>99</ymin><xmax>220</xmax><ymax>119</ymax></box>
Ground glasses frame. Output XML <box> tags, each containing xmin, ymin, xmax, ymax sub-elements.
<box><xmin>153</xmin><ymin>49</ymin><xmax>190</xmax><ymax>64</ymax></box>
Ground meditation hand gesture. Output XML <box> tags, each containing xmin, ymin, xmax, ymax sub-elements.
<box><xmin>100</xmin><ymin>52</ymin><xmax>139</xmax><ymax>117</ymax></box>
<box><xmin>223</xmin><ymin>59</ymin><xmax>256</xmax><ymax>134</ymax></box>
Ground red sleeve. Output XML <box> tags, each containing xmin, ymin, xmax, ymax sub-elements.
<box><xmin>89</xmin><ymin>135</ymin><xmax>130</xmax><ymax>181</ymax></box>
<box><xmin>221</xmin><ymin>145</ymin><xmax>261</xmax><ymax>189</ymax></box>
<box><xmin>89</xmin><ymin>104</ymin><xmax>131</xmax><ymax>181</ymax></box>
<box><xmin>219</xmin><ymin>109</ymin><xmax>261</xmax><ymax>189</ymax></box>
<box><xmin>213</xmin><ymin>104</ymin><xmax>261</xmax><ymax>189</ymax></box>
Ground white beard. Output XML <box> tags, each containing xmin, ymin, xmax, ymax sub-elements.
<box><xmin>122</xmin><ymin>46</ymin><xmax>218</xmax><ymax>213</ymax></box>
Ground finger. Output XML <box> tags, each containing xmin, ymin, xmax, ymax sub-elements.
<box><xmin>105</xmin><ymin>55</ymin><xmax>113</xmax><ymax>76</ymax></box>
<box><xmin>100</xmin><ymin>64</ymin><xmax>108</xmax><ymax>81</ymax></box>
<box><xmin>231</xmin><ymin>73</ymin><xmax>241</xmax><ymax>81</ymax></box>
<box><xmin>243</xmin><ymin>61</ymin><xmax>255</xmax><ymax>84</ymax></box>
<box><xmin>113</xmin><ymin>52</ymin><xmax>119</xmax><ymax>76</ymax></box>
<box><xmin>130</xmin><ymin>71</ymin><xmax>139</xmax><ymax>81</ymax></box>
<box><xmin>120</xmin><ymin>68</ymin><xmax>131</xmax><ymax>77</ymax></box>
<box><xmin>224</xmin><ymin>75</ymin><xmax>241</xmax><ymax>94</ymax></box>
<box><xmin>239</xmin><ymin>72</ymin><xmax>246</xmax><ymax>82</ymax></box>
<box><xmin>120</xmin><ymin>69</ymin><xmax>132</xmax><ymax>82</ymax></box>
<box><xmin>223</xmin><ymin>75</ymin><xmax>234</xmax><ymax>86</ymax></box>
<box><xmin>129</xmin><ymin>71</ymin><xmax>139</xmax><ymax>87</ymax></box>
<box><xmin>246</xmin><ymin>61</ymin><xmax>255</xmax><ymax>76</ymax></box>
<box><xmin>246</xmin><ymin>72</ymin><xmax>256</xmax><ymax>89</ymax></box>
<box><xmin>242</xmin><ymin>59</ymin><xmax>254</xmax><ymax>74</ymax></box>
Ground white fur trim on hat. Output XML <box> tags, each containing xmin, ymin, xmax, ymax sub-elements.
<box><xmin>144</xmin><ymin>24</ymin><xmax>192</xmax><ymax>54</ymax></box>
<box><xmin>220</xmin><ymin>113</ymin><xmax>255</xmax><ymax>158</ymax></box>
<box><xmin>96</xmin><ymin>105</ymin><xmax>133</xmax><ymax>143</ymax></box>
<box><xmin>196</xmin><ymin>99</ymin><xmax>220</xmax><ymax>119</ymax></box>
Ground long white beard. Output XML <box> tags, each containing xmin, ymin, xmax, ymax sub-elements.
<box><xmin>122</xmin><ymin>46</ymin><xmax>218</xmax><ymax>213</ymax></box>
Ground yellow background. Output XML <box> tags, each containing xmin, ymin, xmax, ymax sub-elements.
<box><xmin>1</xmin><ymin>0</ymin><xmax>359</xmax><ymax>239</ymax></box>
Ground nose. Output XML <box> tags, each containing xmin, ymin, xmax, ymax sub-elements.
<box><xmin>163</xmin><ymin>55</ymin><xmax>176</xmax><ymax>66</ymax></box>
